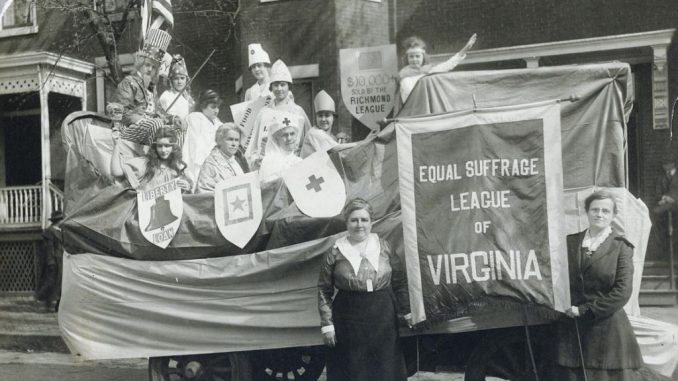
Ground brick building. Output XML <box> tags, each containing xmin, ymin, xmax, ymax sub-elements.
<box><xmin>231</xmin><ymin>0</ymin><xmax>677</xmax><ymax>301</ymax></box>
<box><xmin>1</xmin><ymin>0</ymin><xmax>677</xmax><ymax>298</ymax></box>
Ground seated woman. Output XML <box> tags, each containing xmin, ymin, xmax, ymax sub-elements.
<box><xmin>111</xmin><ymin>127</ymin><xmax>192</xmax><ymax>192</ymax></box>
<box><xmin>183</xmin><ymin>89</ymin><xmax>223</xmax><ymax>188</ymax></box>
<box><xmin>398</xmin><ymin>34</ymin><xmax>476</xmax><ymax>103</ymax></box>
<box><xmin>245</xmin><ymin>59</ymin><xmax>311</xmax><ymax>168</ymax></box>
<box><xmin>258</xmin><ymin>112</ymin><xmax>302</xmax><ymax>182</ymax></box>
<box><xmin>196</xmin><ymin>123</ymin><xmax>250</xmax><ymax>193</ymax></box>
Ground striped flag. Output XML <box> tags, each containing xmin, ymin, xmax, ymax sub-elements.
<box><xmin>141</xmin><ymin>0</ymin><xmax>174</xmax><ymax>39</ymax></box>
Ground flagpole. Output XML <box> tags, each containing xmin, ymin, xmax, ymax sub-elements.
<box><xmin>165</xmin><ymin>49</ymin><xmax>216</xmax><ymax>113</ymax></box>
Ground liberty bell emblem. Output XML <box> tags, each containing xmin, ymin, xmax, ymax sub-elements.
<box><xmin>145</xmin><ymin>194</ymin><xmax>179</xmax><ymax>231</ymax></box>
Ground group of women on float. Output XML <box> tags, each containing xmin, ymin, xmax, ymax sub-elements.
<box><xmin>109</xmin><ymin>36</ymin><xmax>652</xmax><ymax>381</ymax></box>
<box><xmin>110</xmin><ymin>43</ymin><xmax>344</xmax><ymax>193</ymax></box>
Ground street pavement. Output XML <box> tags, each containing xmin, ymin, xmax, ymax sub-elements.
<box><xmin>1</xmin><ymin>295</ymin><xmax>676</xmax><ymax>380</ymax></box>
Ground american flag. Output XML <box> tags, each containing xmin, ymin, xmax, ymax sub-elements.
<box><xmin>141</xmin><ymin>0</ymin><xmax>174</xmax><ymax>39</ymax></box>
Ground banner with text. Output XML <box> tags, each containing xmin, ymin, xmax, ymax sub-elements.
<box><xmin>396</xmin><ymin>103</ymin><xmax>570</xmax><ymax>324</ymax></box>
<box><xmin>339</xmin><ymin>44</ymin><xmax>397</xmax><ymax>130</ymax></box>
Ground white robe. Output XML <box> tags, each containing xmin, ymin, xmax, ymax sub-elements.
<box><xmin>158</xmin><ymin>89</ymin><xmax>191</xmax><ymax>120</ymax></box>
<box><xmin>182</xmin><ymin>112</ymin><xmax>222</xmax><ymax>190</ymax></box>
<box><xmin>244</xmin><ymin>81</ymin><xmax>272</xmax><ymax>102</ymax></box>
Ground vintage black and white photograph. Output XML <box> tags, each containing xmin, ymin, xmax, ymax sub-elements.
<box><xmin>1</xmin><ymin>0</ymin><xmax>678</xmax><ymax>380</ymax></box>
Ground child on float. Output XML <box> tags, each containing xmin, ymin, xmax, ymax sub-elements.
<box><xmin>111</xmin><ymin>127</ymin><xmax>192</xmax><ymax>192</ymax></box>
<box><xmin>158</xmin><ymin>54</ymin><xmax>194</xmax><ymax>120</ymax></box>
<box><xmin>398</xmin><ymin>33</ymin><xmax>477</xmax><ymax>102</ymax></box>
<box><xmin>244</xmin><ymin>43</ymin><xmax>273</xmax><ymax>102</ymax></box>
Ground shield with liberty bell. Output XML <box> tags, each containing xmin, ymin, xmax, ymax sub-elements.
<box><xmin>137</xmin><ymin>179</ymin><xmax>184</xmax><ymax>248</ymax></box>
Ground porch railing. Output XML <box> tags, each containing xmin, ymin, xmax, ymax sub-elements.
<box><xmin>0</xmin><ymin>183</ymin><xmax>64</xmax><ymax>228</ymax></box>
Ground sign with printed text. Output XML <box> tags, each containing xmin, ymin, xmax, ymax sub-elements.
<box><xmin>339</xmin><ymin>44</ymin><xmax>397</xmax><ymax>130</ymax></box>
<box><xmin>214</xmin><ymin>171</ymin><xmax>263</xmax><ymax>248</ymax></box>
<box><xmin>137</xmin><ymin>179</ymin><xmax>183</xmax><ymax>249</ymax></box>
<box><xmin>396</xmin><ymin>103</ymin><xmax>570</xmax><ymax>324</ymax></box>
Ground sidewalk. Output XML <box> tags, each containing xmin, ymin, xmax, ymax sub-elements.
<box><xmin>1</xmin><ymin>294</ymin><xmax>677</xmax><ymax>380</ymax></box>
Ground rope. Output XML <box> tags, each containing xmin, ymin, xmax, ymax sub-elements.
<box><xmin>574</xmin><ymin>318</ymin><xmax>589</xmax><ymax>381</ymax></box>
<box><xmin>522</xmin><ymin>305</ymin><xmax>539</xmax><ymax>381</ymax></box>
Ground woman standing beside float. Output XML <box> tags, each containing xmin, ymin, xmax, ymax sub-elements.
<box><xmin>554</xmin><ymin>191</ymin><xmax>648</xmax><ymax>380</ymax></box>
<box><xmin>318</xmin><ymin>198</ymin><xmax>411</xmax><ymax>381</ymax></box>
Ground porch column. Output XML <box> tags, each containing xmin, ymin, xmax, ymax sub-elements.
<box><xmin>38</xmin><ymin>65</ymin><xmax>51</xmax><ymax>228</ymax></box>
<box><xmin>651</xmin><ymin>45</ymin><xmax>669</xmax><ymax>130</ymax></box>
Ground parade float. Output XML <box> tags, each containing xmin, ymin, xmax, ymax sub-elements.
<box><xmin>56</xmin><ymin>62</ymin><xmax>678</xmax><ymax>381</ymax></box>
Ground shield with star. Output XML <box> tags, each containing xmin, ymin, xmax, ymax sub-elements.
<box><xmin>282</xmin><ymin>151</ymin><xmax>346</xmax><ymax>218</ymax></box>
<box><xmin>214</xmin><ymin>171</ymin><xmax>263</xmax><ymax>248</ymax></box>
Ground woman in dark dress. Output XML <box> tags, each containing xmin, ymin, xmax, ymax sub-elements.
<box><xmin>554</xmin><ymin>191</ymin><xmax>644</xmax><ymax>380</ymax></box>
<box><xmin>318</xmin><ymin>198</ymin><xmax>411</xmax><ymax>381</ymax></box>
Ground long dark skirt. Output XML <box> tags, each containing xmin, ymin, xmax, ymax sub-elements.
<box><xmin>326</xmin><ymin>288</ymin><xmax>407</xmax><ymax>381</ymax></box>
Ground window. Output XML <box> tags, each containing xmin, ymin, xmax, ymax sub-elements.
<box><xmin>0</xmin><ymin>0</ymin><xmax>38</xmax><ymax>37</ymax></box>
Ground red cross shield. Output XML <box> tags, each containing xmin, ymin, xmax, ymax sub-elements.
<box><xmin>281</xmin><ymin>151</ymin><xmax>346</xmax><ymax>218</ymax></box>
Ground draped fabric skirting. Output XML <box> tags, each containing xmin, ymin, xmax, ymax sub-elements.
<box><xmin>326</xmin><ymin>288</ymin><xmax>407</xmax><ymax>381</ymax></box>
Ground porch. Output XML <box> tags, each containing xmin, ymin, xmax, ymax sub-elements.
<box><xmin>0</xmin><ymin>183</ymin><xmax>64</xmax><ymax>230</ymax></box>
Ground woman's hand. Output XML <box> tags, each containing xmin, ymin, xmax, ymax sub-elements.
<box><xmin>176</xmin><ymin>178</ymin><xmax>191</xmax><ymax>191</ymax></box>
<box><xmin>111</xmin><ymin>128</ymin><xmax>121</xmax><ymax>143</ymax></box>
<box><xmin>322</xmin><ymin>331</ymin><xmax>336</xmax><ymax>347</ymax></box>
<box><xmin>565</xmin><ymin>305</ymin><xmax>580</xmax><ymax>318</ymax></box>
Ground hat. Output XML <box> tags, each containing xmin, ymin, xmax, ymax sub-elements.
<box><xmin>268</xmin><ymin>111</ymin><xmax>300</xmax><ymax>137</ymax></box>
<box><xmin>49</xmin><ymin>210</ymin><xmax>64</xmax><ymax>222</ymax></box>
<box><xmin>138</xmin><ymin>29</ymin><xmax>172</xmax><ymax>63</ymax></box>
<box><xmin>248</xmin><ymin>43</ymin><xmax>271</xmax><ymax>67</ymax></box>
<box><xmin>269</xmin><ymin>59</ymin><xmax>293</xmax><ymax>84</ymax></box>
<box><xmin>314</xmin><ymin>90</ymin><xmax>335</xmax><ymax>114</ymax></box>
<box><xmin>169</xmin><ymin>54</ymin><xmax>188</xmax><ymax>78</ymax></box>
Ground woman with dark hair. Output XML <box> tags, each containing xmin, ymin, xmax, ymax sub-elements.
<box><xmin>554</xmin><ymin>190</ymin><xmax>645</xmax><ymax>380</ymax></box>
<box><xmin>318</xmin><ymin>198</ymin><xmax>411</xmax><ymax>381</ymax></box>
<box><xmin>196</xmin><ymin>123</ymin><xmax>250</xmax><ymax>193</ymax></box>
<box><xmin>111</xmin><ymin>127</ymin><xmax>192</xmax><ymax>192</ymax></box>
<box><xmin>182</xmin><ymin>89</ymin><xmax>223</xmax><ymax>188</ymax></box>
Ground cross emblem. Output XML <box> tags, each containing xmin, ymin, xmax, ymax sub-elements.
<box><xmin>282</xmin><ymin>117</ymin><xmax>291</xmax><ymax>127</ymax></box>
<box><xmin>306</xmin><ymin>174</ymin><xmax>325</xmax><ymax>192</ymax></box>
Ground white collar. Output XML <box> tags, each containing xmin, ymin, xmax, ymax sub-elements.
<box><xmin>582</xmin><ymin>226</ymin><xmax>612</xmax><ymax>252</ymax></box>
<box><xmin>335</xmin><ymin>233</ymin><xmax>380</xmax><ymax>275</ymax></box>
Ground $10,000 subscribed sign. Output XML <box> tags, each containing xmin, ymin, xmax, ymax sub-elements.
<box><xmin>396</xmin><ymin>103</ymin><xmax>570</xmax><ymax>324</ymax></box>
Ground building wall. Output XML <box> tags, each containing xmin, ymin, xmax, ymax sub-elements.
<box><xmin>171</xmin><ymin>0</ymin><xmax>242</xmax><ymax>122</ymax></box>
<box><xmin>237</xmin><ymin>0</ymin><xmax>391</xmax><ymax>138</ymax></box>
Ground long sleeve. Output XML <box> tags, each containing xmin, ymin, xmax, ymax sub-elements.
<box><xmin>581</xmin><ymin>243</ymin><xmax>633</xmax><ymax>320</ymax></box>
<box><xmin>317</xmin><ymin>248</ymin><xmax>337</xmax><ymax>329</ymax></box>
<box><xmin>384</xmin><ymin>240</ymin><xmax>411</xmax><ymax>315</ymax></box>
